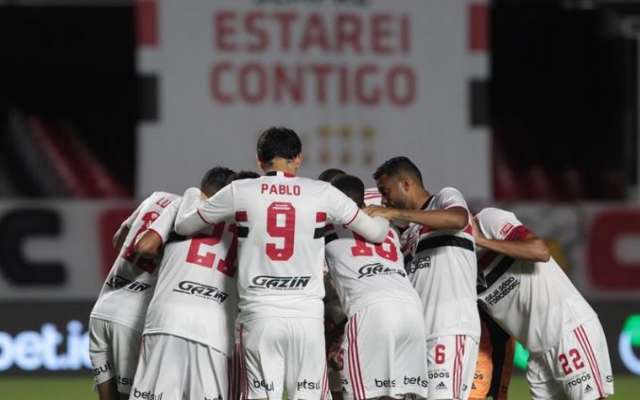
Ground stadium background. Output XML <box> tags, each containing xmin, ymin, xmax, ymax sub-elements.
<box><xmin>0</xmin><ymin>0</ymin><xmax>639</xmax><ymax>398</ymax></box>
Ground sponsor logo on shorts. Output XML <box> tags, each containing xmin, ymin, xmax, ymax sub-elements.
<box><xmin>173</xmin><ymin>281</ymin><xmax>228</xmax><ymax>303</ymax></box>
<box><xmin>375</xmin><ymin>378</ymin><xmax>396</xmax><ymax>388</ymax></box>
<box><xmin>566</xmin><ymin>373</ymin><xmax>591</xmax><ymax>387</ymax></box>
<box><xmin>105</xmin><ymin>275</ymin><xmax>152</xmax><ymax>293</ymax></box>
<box><xmin>584</xmin><ymin>384</ymin><xmax>593</xmax><ymax>393</ymax></box>
<box><xmin>132</xmin><ymin>388</ymin><xmax>163</xmax><ymax>400</ymax></box>
<box><xmin>428</xmin><ymin>370</ymin><xmax>450</xmax><ymax>379</ymax></box>
<box><xmin>606</xmin><ymin>375</ymin><xmax>613</xmax><ymax>383</ymax></box>
<box><xmin>435</xmin><ymin>381</ymin><xmax>447</xmax><ymax>391</ymax></box>
<box><xmin>405</xmin><ymin>256</ymin><xmax>431</xmax><ymax>274</ymax></box>
<box><xmin>297</xmin><ymin>379</ymin><xmax>321</xmax><ymax>390</ymax></box>
<box><xmin>357</xmin><ymin>263</ymin><xmax>406</xmax><ymax>279</ymax></box>
<box><xmin>249</xmin><ymin>275</ymin><xmax>310</xmax><ymax>290</ymax></box>
<box><xmin>484</xmin><ymin>276</ymin><xmax>520</xmax><ymax>305</ymax></box>
<box><xmin>93</xmin><ymin>361</ymin><xmax>111</xmax><ymax>376</ymax></box>
<box><xmin>252</xmin><ymin>379</ymin><xmax>274</xmax><ymax>392</ymax></box>
<box><xmin>474</xmin><ymin>372</ymin><xmax>484</xmax><ymax>381</ymax></box>
<box><xmin>403</xmin><ymin>376</ymin><xmax>428</xmax><ymax>388</ymax></box>
<box><xmin>117</xmin><ymin>375</ymin><xmax>133</xmax><ymax>387</ymax></box>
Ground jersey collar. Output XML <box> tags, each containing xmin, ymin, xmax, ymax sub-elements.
<box><xmin>265</xmin><ymin>171</ymin><xmax>296</xmax><ymax>178</ymax></box>
<box><xmin>420</xmin><ymin>195</ymin><xmax>434</xmax><ymax>210</ymax></box>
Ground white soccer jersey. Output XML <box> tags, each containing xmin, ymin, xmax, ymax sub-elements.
<box><xmin>402</xmin><ymin>187</ymin><xmax>480</xmax><ymax>339</ymax></box>
<box><xmin>475</xmin><ymin>207</ymin><xmax>597</xmax><ymax>354</ymax></box>
<box><xmin>364</xmin><ymin>187</ymin><xmax>383</xmax><ymax>206</ymax></box>
<box><xmin>143</xmin><ymin>198</ymin><xmax>238</xmax><ymax>355</ymax></box>
<box><xmin>90</xmin><ymin>191</ymin><xmax>179</xmax><ymax>332</ymax></box>
<box><xmin>175</xmin><ymin>171</ymin><xmax>389</xmax><ymax>323</ymax></box>
<box><xmin>325</xmin><ymin>225</ymin><xmax>420</xmax><ymax>317</ymax></box>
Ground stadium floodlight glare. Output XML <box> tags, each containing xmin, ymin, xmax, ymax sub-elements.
<box><xmin>619</xmin><ymin>314</ymin><xmax>640</xmax><ymax>375</ymax></box>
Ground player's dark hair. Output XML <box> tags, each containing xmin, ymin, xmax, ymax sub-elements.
<box><xmin>256</xmin><ymin>126</ymin><xmax>302</xmax><ymax>164</ymax></box>
<box><xmin>373</xmin><ymin>156</ymin><xmax>423</xmax><ymax>186</ymax></box>
<box><xmin>331</xmin><ymin>174</ymin><xmax>365</xmax><ymax>208</ymax></box>
<box><xmin>227</xmin><ymin>170</ymin><xmax>261</xmax><ymax>184</ymax></box>
<box><xmin>318</xmin><ymin>168</ymin><xmax>346</xmax><ymax>182</ymax></box>
<box><xmin>200</xmin><ymin>166</ymin><xmax>235</xmax><ymax>197</ymax></box>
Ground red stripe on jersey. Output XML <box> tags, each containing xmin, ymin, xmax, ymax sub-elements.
<box><xmin>464</xmin><ymin>224</ymin><xmax>473</xmax><ymax>235</ymax></box>
<box><xmin>235</xmin><ymin>211</ymin><xmax>248</xmax><ymax>222</ymax></box>
<box><xmin>283</xmin><ymin>172</ymin><xmax>295</xmax><ymax>177</ymax></box>
<box><xmin>344</xmin><ymin>209</ymin><xmax>359</xmax><ymax>226</ymax></box>
<box><xmin>316</xmin><ymin>212</ymin><xmax>327</xmax><ymax>222</ymax></box>
<box><xmin>478</xmin><ymin>250</ymin><xmax>501</xmax><ymax>271</ymax></box>
<box><xmin>504</xmin><ymin>225</ymin><xmax>531</xmax><ymax>241</ymax></box>
<box><xmin>420</xmin><ymin>225</ymin><xmax>431</xmax><ymax>235</ymax></box>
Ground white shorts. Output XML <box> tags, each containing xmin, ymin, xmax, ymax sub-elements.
<box><xmin>89</xmin><ymin>317</ymin><xmax>141</xmax><ymax>394</ymax></box>
<box><xmin>236</xmin><ymin>318</ymin><xmax>330</xmax><ymax>400</ymax></box>
<box><xmin>527</xmin><ymin>318</ymin><xmax>614</xmax><ymax>400</ymax></box>
<box><xmin>427</xmin><ymin>335</ymin><xmax>480</xmax><ymax>400</ymax></box>
<box><xmin>340</xmin><ymin>301</ymin><xmax>428</xmax><ymax>400</ymax></box>
<box><xmin>130</xmin><ymin>333</ymin><xmax>232</xmax><ymax>400</ymax></box>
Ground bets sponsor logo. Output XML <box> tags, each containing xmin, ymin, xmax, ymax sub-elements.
<box><xmin>606</xmin><ymin>375</ymin><xmax>613</xmax><ymax>383</ymax></box>
<box><xmin>173</xmin><ymin>281</ymin><xmax>228</xmax><ymax>304</ymax></box>
<box><xmin>118</xmin><ymin>375</ymin><xmax>133</xmax><ymax>387</ymax></box>
<box><xmin>357</xmin><ymin>263</ymin><xmax>406</xmax><ymax>279</ymax></box>
<box><xmin>93</xmin><ymin>361</ymin><xmax>111</xmax><ymax>376</ymax></box>
<box><xmin>250</xmin><ymin>275</ymin><xmax>311</xmax><ymax>290</ymax></box>
<box><xmin>566</xmin><ymin>373</ymin><xmax>591</xmax><ymax>387</ymax></box>
<box><xmin>375</xmin><ymin>378</ymin><xmax>396</xmax><ymax>388</ymax></box>
<box><xmin>297</xmin><ymin>379</ymin><xmax>321</xmax><ymax>390</ymax></box>
<box><xmin>436</xmin><ymin>381</ymin><xmax>447</xmax><ymax>391</ymax></box>
<box><xmin>405</xmin><ymin>256</ymin><xmax>431</xmax><ymax>274</ymax></box>
<box><xmin>403</xmin><ymin>376</ymin><xmax>428</xmax><ymax>388</ymax></box>
<box><xmin>252</xmin><ymin>379</ymin><xmax>274</xmax><ymax>392</ymax></box>
<box><xmin>483</xmin><ymin>276</ymin><xmax>520</xmax><ymax>306</ymax></box>
<box><xmin>132</xmin><ymin>389</ymin><xmax>163</xmax><ymax>400</ymax></box>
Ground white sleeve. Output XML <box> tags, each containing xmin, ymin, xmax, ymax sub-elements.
<box><xmin>175</xmin><ymin>185</ymin><xmax>235</xmax><ymax>235</ymax></box>
<box><xmin>476</xmin><ymin>207</ymin><xmax>525</xmax><ymax>240</ymax></box>
<box><xmin>325</xmin><ymin>185</ymin><xmax>360</xmax><ymax>225</ymax></box>
<box><xmin>346</xmin><ymin>213</ymin><xmax>389</xmax><ymax>244</ymax></box>
<box><xmin>122</xmin><ymin>196</ymin><xmax>150</xmax><ymax>228</ymax></box>
<box><xmin>439</xmin><ymin>187</ymin><xmax>469</xmax><ymax>210</ymax></box>
<box><xmin>143</xmin><ymin>198</ymin><xmax>181</xmax><ymax>244</ymax></box>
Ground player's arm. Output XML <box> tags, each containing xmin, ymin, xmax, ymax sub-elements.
<box><xmin>474</xmin><ymin>226</ymin><xmax>550</xmax><ymax>262</ymax></box>
<box><xmin>348</xmin><ymin>212</ymin><xmax>390</xmax><ymax>243</ymax></box>
<box><xmin>365</xmin><ymin>205</ymin><xmax>468</xmax><ymax>230</ymax></box>
<box><xmin>135</xmin><ymin>198</ymin><xmax>182</xmax><ymax>258</ymax></box>
<box><xmin>174</xmin><ymin>186</ymin><xmax>234</xmax><ymax>235</ymax></box>
<box><xmin>112</xmin><ymin>196</ymin><xmax>149</xmax><ymax>250</ymax></box>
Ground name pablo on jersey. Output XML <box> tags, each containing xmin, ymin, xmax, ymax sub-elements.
<box><xmin>260</xmin><ymin>183</ymin><xmax>301</xmax><ymax>196</ymax></box>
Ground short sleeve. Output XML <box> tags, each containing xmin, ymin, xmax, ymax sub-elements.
<box><xmin>476</xmin><ymin>207</ymin><xmax>531</xmax><ymax>241</ymax></box>
<box><xmin>123</xmin><ymin>196</ymin><xmax>150</xmax><ymax>228</ymax></box>
<box><xmin>198</xmin><ymin>184</ymin><xmax>235</xmax><ymax>224</ymax></box>
<box><xmin>146</xmin><ymin>198</ymin><xmax>182</xmax><ymax>244</ymax></box>
<box><xmin>324</xmin><ymin>184</ymin><xmax>360</xmax><ymax>226</ymax></box>
<box><xmin>438</xmin><ymin>187</ymin><xmax>469</xmax><ymax>211</ymax></box>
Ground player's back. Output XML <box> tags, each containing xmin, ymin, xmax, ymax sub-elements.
<box><xmin>475</xmin><ymin>207</ymin><xmax>597</xmax><ymax>353</ymax></box>
<box><xmin>232</xmin><ymin>171</ymin><xmax>360</xmax><ymax>321</ymax></box>
<box><xmin>402</xmin><ymin>187</ymin><xmax>480</xmax><ymax>339</ymax></box>
<box><xmin>143</xmin><ymin>200</ymin><xmax>238</xmax><ymax>354</ymax></box>
<box><xmin>91</xmin><ymin>191</ymin><xmax>179</xmax><ymax>331</ymax></box>
<box><xmin>325</xmin><ymin>225</ymin><xmax>420</xmax><ymax>317</ymax></box>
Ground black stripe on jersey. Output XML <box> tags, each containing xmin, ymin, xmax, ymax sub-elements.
<box><xmin>324</xmin><ymin>233</ymin><xmax>338</xmax><ymax>245</ymax></box>
<box><xmin>478</xmin><ymin>256</ymin><xmax>516</xmax><ymax>294</ymax></box>
<box><xmin>415</xmin><ymin>235</ymin><xmax>474</xmax><ymax>253</ymax></box>
<box><xmin>237</xmin><ymin>226</ymin><xmax>249</xmax><ymax>238</ymax></box>
<box><xmin>314</xmin><ymin>226</ymin><xmax>330</xmax><ymax>239</ymax></box>
<box><xmin>167</xmin><ymin>232</ymin><xmax>187</xmax><ymax>243</ymax></box>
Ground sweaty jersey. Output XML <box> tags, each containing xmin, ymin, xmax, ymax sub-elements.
<box><xmin>143</xmin><ymin>198</ymin><xmax>238</xmax><ymax>355</ymax></box>
<box><xmin>475</xmin><ymin>207</ymin><xmax>597</xmax><ymax>354</ymax></box>
<box><xmin>176</xmin><ymin>171</ymin><xmax>385</xmax><ymax>323</ymax></box>
<box><xmin>401</xmin><ymin>187</ymin><xmax>480</xmax><ymax>339</ymax></box>
<box><xmin>325</xmin><ymin>225</ymin><xmax>421</xmax><ymax>317</ymax></box>
<box><xmin>91</xmin><ymin>191</ymin><xmax>179</xmax><ymax>332</ymax></box>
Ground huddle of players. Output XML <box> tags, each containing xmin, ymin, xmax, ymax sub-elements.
<box><xmin>89</xmin><ymin>127</ymin><xmax>614</xmax><ymax>400</ymax></box>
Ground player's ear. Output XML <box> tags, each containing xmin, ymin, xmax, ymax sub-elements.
<box><xmin>256</xmin><ymin>156</ymin><xmax>265</xmax><ymax>172</ymax></box>
<box><xmin>294</xmin><ymin>153</ymin><xmax>303</xmax><ymax>168</ymax></box>
<box><xmin>400</xmin><ymin>177</ymin><xmax>411</xmax><ymax>193</ymax></box>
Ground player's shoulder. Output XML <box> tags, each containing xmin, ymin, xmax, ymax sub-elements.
<box><xmin>476</xmin><ymin>207</ymin><xmax>516</xmax><ymax>223</ymax></box>
<box><xmin>436</xmin><ymin>186</ymin><xmax>464</xmax><ymax>197</ymax></box>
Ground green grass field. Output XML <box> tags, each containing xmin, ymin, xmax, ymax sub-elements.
<box><xmin>0</xmin><ymin>375</ymin><xmax>639</xmax><ymax>399</ymax></box>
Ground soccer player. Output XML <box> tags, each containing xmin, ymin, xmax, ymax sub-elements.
<box><xmin>325</xmin><ymin>174</ymin><xmax>428</xmax><ymax>400</ymax></box>
<box><xmin>367</xmin><ymin>156</ymin><xmax>480</xmax><ymax>400</ymax></box>
<box><xmin>129</xmin><ymin>166</ymin><xmax>237</xmax><ymax>400</ymax></box>
<box><xmin>89</xmin><ymin>191</ymin><xmax>179</xmax><ymax>400</ymax></box>
<box><xmin>473</xmin><ymin>207</ymin><xmax>613</xmax><ymax>400</ymax></box>
<box><xmin>227</xmin><ymin>170</ymin><xmax>261</xmax><ymax>183</ymax></box>
<box><xmin>175</xmin><ymin>127</ymin><xmax>390</xmax><ymax>400</ymax></box>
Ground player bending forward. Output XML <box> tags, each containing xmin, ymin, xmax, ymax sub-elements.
<box><xmin>130</xmin><ymin>167</ymin><xmax>238</xmax><ymax>400</ymax></box>
<box><xmin>90</xmin><ymin>191</ymin><xmax>179</xmax><ymax>400</ymax></box>
<box><xmin>325</xmin><ymin>175</ymin><xmax>428</xmax><ymax>400</ymax></box>
<box><xmin>474</xmin><ymin>207</ymin><xmax>613</xmax><ymax>400</ymax></box>
<box><xmin>175</xmin><ymin>127</ymin><xmax>390</xmax><ymax>400</ymax></box>
<box><xmin>368</xmin><ymin>156</ymin><xmax>480</xmax><ymax>400</ymax></box>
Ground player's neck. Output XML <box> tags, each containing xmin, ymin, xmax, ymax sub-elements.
<box><xmin>263</xmin><ymin>159</ymin><xmax>298</xmax><ymax>176</ymax></box>
<box><xmin>411</xmin><ymin>190</ymin><xmax>431</xmax><ymax>210</ymax></box>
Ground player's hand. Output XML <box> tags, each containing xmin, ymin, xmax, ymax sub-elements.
<box><xmin>364</xmin><ymin>205</ymin><xmax>396</xmax><ymax>219</ymax></box>
<box><xmin>471</xmin><ymin>217</ymin><xmax>486</xmax><ymax>244</ymax></box>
